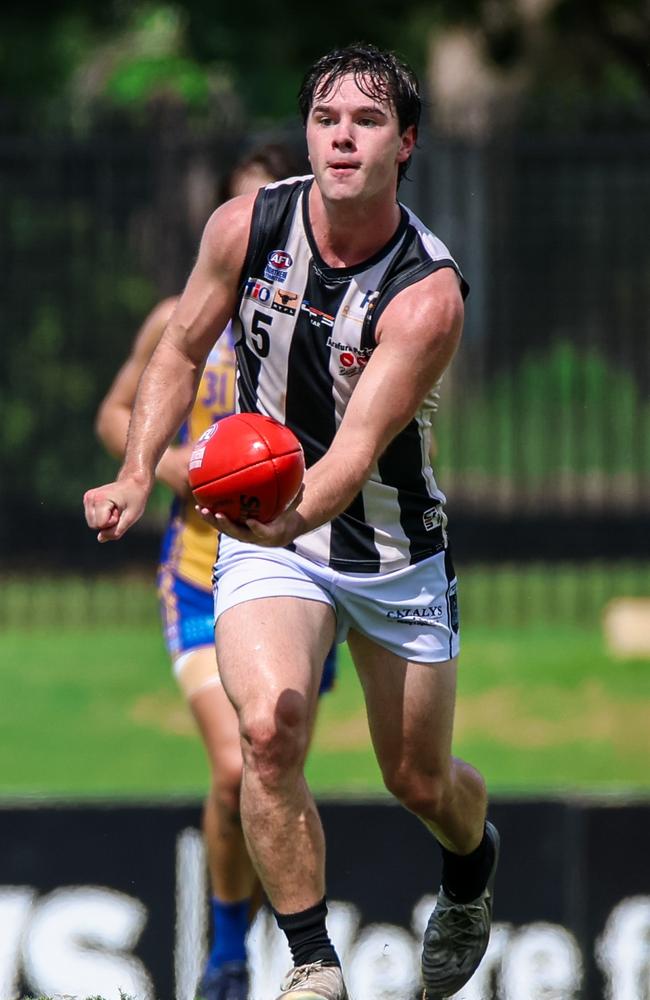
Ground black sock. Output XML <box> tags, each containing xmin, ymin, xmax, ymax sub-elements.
<box><xmin>273</xmin><ymin>896</ymin><xmax>339</xmax><ymax>968</ymax></box>
<box><xmin>441</xmin><ymin>825</ymin><xmax>496</xmax><ymax>903</ymax></box>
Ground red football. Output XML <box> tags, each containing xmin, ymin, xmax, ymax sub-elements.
<box><xmin>188</xmin><ymin>413</ymin><xmax>305</xmax><ymax>524</ymax></box>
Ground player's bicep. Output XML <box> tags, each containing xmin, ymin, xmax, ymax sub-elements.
<box><xmin>336</xmin><ymin>269</ymin><xmax>464</xmax><ymax>455</ymax></box>
<box><xmin>375</xmin><ymin>267</ymin><xmax>464</xmax><ymax>409</ymax></box>
<box><xmin>162</xmin><ymin>196</ymin><xmax>254</xmax><ymax>366</ymax></box>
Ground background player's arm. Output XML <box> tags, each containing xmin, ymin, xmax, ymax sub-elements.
<box><xmin>223</xmin><ymin>267</ymin><xmax>463</xmax><ymax>545</ymax></box>
<box><xmin>94</xmin><ymin>297</ymin><xmax>194</xmax><ymax>496</ymax></box>
<box><xmin>84</xmin><ymin>194</ymin><xmax>254</xmax><ymax>541</ymax></box>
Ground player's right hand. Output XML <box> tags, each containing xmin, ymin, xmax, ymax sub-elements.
<box><xmin>83</xmin><ymin>476</ymin><xmax>150</xmax><ymax>542</ymax></box>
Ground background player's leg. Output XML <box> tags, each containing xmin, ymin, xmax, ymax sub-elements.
<box><xmin>176</xmin><ymin>647</ymin><xmax>253</xmax><ymax>998</ymax></box>
<box><xmin>189</xmin><ymin>658</ymin><xmax>258</xmax><ymax>905</ymax></box>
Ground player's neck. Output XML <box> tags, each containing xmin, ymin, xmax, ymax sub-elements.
<box><xmin>308</xmin><ymin>184</ymin><xmax>402</xmax><ymax>268</ymax></box>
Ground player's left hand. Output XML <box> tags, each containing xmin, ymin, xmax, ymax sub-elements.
<box><xmin>196</xmin><ymin>487</ymin><xmax>306</xmax><ymax>547</ymax></box>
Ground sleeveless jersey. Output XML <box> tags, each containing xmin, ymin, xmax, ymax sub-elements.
<box><xmin>159</xmin><ymin>325</ymin><xmax>236</xmax><ymax>589</ymax></box>
<box><xmin>232</xmin><ymin>176</ymin><xmax>469</xmax><ymax>575</ymax></box>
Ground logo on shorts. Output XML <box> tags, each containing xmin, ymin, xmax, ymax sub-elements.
<box><xmin>387</xmin><ymin>605</ymin><xmax>444</xmax><ymax>626</ymax></box>
<box><xmin>449</xmin><ymin>586</ymin><xmax>459</xmax><ymax>634</ymax></box>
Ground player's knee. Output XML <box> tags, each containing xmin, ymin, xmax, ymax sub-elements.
<box><xmin>240</xmin><ymin>695</ymin><xmax>309</xmax><ymax>784</ymax></box>
<box><xmin>383</xmin><ymin>764</ymin><xmax>450</xmax><ymax>819</ymax></box>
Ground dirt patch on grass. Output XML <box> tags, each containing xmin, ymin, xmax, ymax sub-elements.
<box><xmin>313</xmin><ymin>712</ymin><xmax>371</xmax><ymax>750</ymax></box>
<box><xmin>312</xmin><ymin>682</ymin><xmax>650</xmax><ymax>753</ymax></box>
<box><xmin>129</xmin><ymin>690</ymin><xmax>195</xmax><ymax>736</ymax></box>
<box><xmin>130</xmin><ymin>681</ymin><xmax>650</xmax><ymax>756</ymax></box>
<box><xmin>455</xmin><ymin>681</ymin><xmax>650</xmax><ymax>750</ymax></box>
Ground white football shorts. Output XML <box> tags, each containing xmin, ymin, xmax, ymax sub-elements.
<box><xmin>213</xmin><ymin>536</ymin><xmax>460</xmax><ymax>664</ymax></box>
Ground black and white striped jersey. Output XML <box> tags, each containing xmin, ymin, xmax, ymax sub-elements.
<box><xmin>232</xmin><ymin>176</ymin><xmax>468</xmax><ymax>575</ymax></box>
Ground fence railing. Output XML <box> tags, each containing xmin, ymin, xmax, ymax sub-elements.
<box><xmin>1</xmin><ymin>562</ymin><xmax>648</xmax><ymax>631</ymax></box>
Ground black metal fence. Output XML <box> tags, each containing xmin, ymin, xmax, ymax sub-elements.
<box><xmin>1</xmin><ymin>116</ymin><xmax>648</xmax><ymax>623</ymax></box>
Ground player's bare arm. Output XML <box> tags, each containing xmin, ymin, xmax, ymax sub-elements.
<box><xmin>214</xmin><ymin>267</ymin><xmax>463</xmax><ymax>546</ymax></box>
<box><xmin>84</xmin><ymin>194</ymin><xmax>254</xmax><ymax>542</ymax></box>
<box><xmin>94</xmin><ymin>296</ymin><xmax>196</xmax><ymax>495</ymax></box>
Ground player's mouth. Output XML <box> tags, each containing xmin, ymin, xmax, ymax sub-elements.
<box><xmin>328</xmin><ymin>161</ymin><xmax>361</xmax><ymax>175</ymax></box>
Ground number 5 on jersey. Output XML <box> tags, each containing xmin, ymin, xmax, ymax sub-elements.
<box><xmin>250</xmin><ymin>310</ymin><xmax>272</xmax><ymax>358</ymax></box>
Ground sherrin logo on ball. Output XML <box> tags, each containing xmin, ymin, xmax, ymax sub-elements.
<box><xmin>189</xmin><ymin>423</ymin><xmax>219</xmax><ymax>471</ymax></box>
<box><xmin>188</xmin><ymin>412</ymin><xmax>304</xmax><ymax>525</ymax></box>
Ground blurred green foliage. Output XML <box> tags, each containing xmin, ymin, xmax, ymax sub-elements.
<box><xmin>436</xmin><ymin>341</ymin><xmax>650</xmax><ymax>480</ymax></box>
<box><xmin>1</xmin><ymin>0</ymin><xmax>649</xmax><ymax>129</ymax></box>
<box><xmin>0</xmin><ymin>187</ymin><xmax>158</xmax><ymax>513</ymax></box>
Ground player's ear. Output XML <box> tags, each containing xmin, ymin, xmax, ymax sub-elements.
<box><xmin>397</xmin><ymin>125</ymin><xmax>416</xmax><ymax>163</ymax></box>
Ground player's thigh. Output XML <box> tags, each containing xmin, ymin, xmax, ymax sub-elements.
<box><xmin>216</xmin><ymin>596</ymin><xmax>336</xmax><ymax>718</ymax></box>
<box><xmin>348</xmin><ymin>628</ymin><xmax>458</xmax><ymax>777</ymax></box>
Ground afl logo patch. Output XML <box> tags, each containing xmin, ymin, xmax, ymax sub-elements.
<box><xmin>268</xmin><ymin>250</ymin><xmax>292</xmax><ymax>269</ymax></box>
<box><xmin>264</xmin><ymin>249</ymin><xmax>293</xmax><ymax>284</ymax></box>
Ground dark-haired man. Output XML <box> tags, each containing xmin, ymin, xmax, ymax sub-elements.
<box><xmin>84</xmin><ymin>42</ymin><xmax>499</xmax><ymax>1000</ymax></box>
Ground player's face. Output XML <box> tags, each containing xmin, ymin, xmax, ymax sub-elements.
<box><xmin>306</xmin><ymin>74</ymin><xmax>415</xmax><ymax>204</ymax></box>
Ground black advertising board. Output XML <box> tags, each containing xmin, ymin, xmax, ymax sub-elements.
<box><xmin>0</xmin><ymin>797</ymin><xmax>648</xmax><ymax>999</ymax></box>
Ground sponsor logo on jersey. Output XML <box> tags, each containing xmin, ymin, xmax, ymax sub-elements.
<box><xmin>264</xmin><ymin>250</ymin><xmax>293</xmax><ymax>284</ymax></box>
<box><xmin>423</xmin><ymin>505</ymin><xmax>443</xmax><ymax>532</ymax></box>
<box><xmin>301</xmin><ymin>300</ymin><xmax>335</xmax><ymax>328</ymax></box>
<box><xmin>341</xmin><ymin>290</ymin><xmax>379</xmax><ymax>325</ymax></box>
<box><xmin>341</xmin><ymin>305</ymin><xmax>364</xmax><ymax>325</ymax></box>
<box><xmin>386</xmin><ymin>605</ymin><xmax>444</xmax><ymax>625</ymax></box>
<box><xmin>326</xmin><ymin>336</ymin><xmax>373</xmax><ymax>377</ymax></box>
<box><xmin>360</xmin><ymin>289</ymin><xmax>379</xmax><ymax>308</ymax></box>
<box><xmin>271</xmin><ymin>289</ymin><xmax>300</xmax><ymax>315</ymax></box>
<box><xmin>244</xmin><ymin>277</ymin><xmax>274</xmax><ymax>304</ymax></box>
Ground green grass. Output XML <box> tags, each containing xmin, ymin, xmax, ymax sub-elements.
<box><xmin>1</xmin><ymin>582</ymin><xmax>649</xmax><ymax>797</ymax></box>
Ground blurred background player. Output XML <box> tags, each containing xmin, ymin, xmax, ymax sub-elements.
<box><xmin>95</xmin><ymin>141</ymin><xmax>338</xmax><ymax>1000</ymax></box>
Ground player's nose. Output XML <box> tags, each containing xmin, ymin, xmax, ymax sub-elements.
<box><xmin>331</xmin><ymin>119</ymin><xmax>355</xmax><ymax>149</ymax></box>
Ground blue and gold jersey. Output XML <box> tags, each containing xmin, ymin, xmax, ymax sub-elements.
<box><xmin>159</xmin><ymin>326</ymin><xmax>236</xmax><ymax>589</ymax></box>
